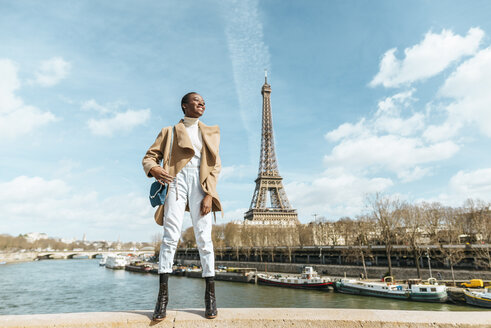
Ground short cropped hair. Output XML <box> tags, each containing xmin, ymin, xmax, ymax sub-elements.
<box><xmin>181</xmin><ymin>92</ymin><xmax>199</xmax><ymax>114</ymax></box>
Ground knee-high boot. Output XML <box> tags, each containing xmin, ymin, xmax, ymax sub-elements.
<box><xmin>152</xmin><ymin>273</ymin><xmax>169</xmax><ymax>321</ymax></box>
<box><xmin>204</xmin><ymin>277</ymin><xmax>217</xmax><ymax>319</ymax></box>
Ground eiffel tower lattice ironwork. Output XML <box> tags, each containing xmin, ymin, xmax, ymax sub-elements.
<box><xmin>244</xmin><ymin>73</ymin><xmax>298</xmax><ymax>224</ymax></box>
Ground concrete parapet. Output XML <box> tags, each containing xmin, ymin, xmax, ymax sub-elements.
<box><xmin>0</xmin><ymin>308</ymin><xmax>489</xmax><ymax>327</ymax></box>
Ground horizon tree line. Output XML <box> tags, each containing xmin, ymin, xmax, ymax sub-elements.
<box><xmin>177</xmin><ymin>194</ymin><xmax>490</xmax><ymax>281</ymax></box>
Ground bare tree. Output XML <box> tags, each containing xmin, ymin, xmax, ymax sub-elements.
<box><xmin>463</xmin><ymin>199</ymin><xmax>491</xmax><ymax>269</ymax></box>
<box><xmin>367</xmin><ymin>193</ymin><xmax>402</xmax><ymax>277</ymax></box>
<box><xmin>436</xmin><ymin>206</ymin><xmax>465</xmax><ymax>285</ymax></box>
<box><xmin>298</xmin><ymin>224</ymin><xmax>314</xmax><ymax>246</ymax></box>
<box><xmin>212</xmin><ymin>224</ymin><xmax>226</xmax><ymax>260</ymax></box>
<box><xmin>336</xmin><ymin>217</ymin><xmax>355</xmax><ymax>246</ymax></box>
<box><xmin>151</xmin><ymin>233</ymin><xmax>162</xmax><ymax>254</ymax></box>
<box><xmin>180</xmin><ymin>226</ymin><xmax>196</xmax><ymax>248</ymax></box>
<box><xmin>224</xmin><ymin>222</ymin><xmax>241</xmax><ymax>247</ymax></box>
<box><xmin>340</xmin><ymin>216</ymin><xmax>374</xmax><ymax>278</ymax></box>
<box><xmin>400</xmin><ymin>203</ymin><xmax>426</xmax><ymax>278</ymax></box>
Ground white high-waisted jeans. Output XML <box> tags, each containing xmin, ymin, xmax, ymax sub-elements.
<box><xmin>158</xmin><ymin>164</ymin><xmax>215</xmax><ymax>277</ymax></box>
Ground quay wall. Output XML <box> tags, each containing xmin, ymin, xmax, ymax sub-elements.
<box><xmin>183</xmin><ymin>259</ymin><xmax>491</xmax><ymax>280</ymax></box>
<box><xmin>0</xmin><ymin>308</ymin><xmax>489</xmax><ymax>328</ymax></box>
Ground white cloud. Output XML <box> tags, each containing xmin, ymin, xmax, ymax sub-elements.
<box><xmin>219</xmin><ymin>165</ymin><xmax>252</xmax><ymax>181</ymax></box>
<box><xmin>87</xmin><ymin>108</ymin><xmax>150</xmax><ymax>136</ymax></box>
<box><xmin>324</xmin><ymin>134</ymin><xmax>459</xmax><ymax>181</ymax></box>
<box><xmin>0</xmin><ymin>176</ymin><xmax>154</xmax><ymax>241</ymax></box>
<box><xmin>374</xmin><ymin>112</ymin><xmax>425</xmax><ymax>137</ymax></box>
<box><xmin>31</xmin><ymin>57</ymin><xmax>71</xmax><ymax>87</ymax></box>
<box><xmin>0</xmin><ymin>59</ymin><xmax>56</xmax><ymax>139</ymax></box>
<box><xmin>285</xmin><ymin>168</ymin><xmax>393</xmax><ymax>220</ymax></box>
<box><xmin>436</xmin><ymin>47</ymin><xmax>491</xmax><ymax>138</ymax></box>
<box><xmin>223</xmin><ymin>207</ymin><xmax>249</xmax><ymax>221</ymax></box>
<box><xmin>375</xmin><ymin>89</ymin><xmax>415</xmax><ymax>116</ymax></box>
<box><xmin>325</xmin><ymin>119</ymin><xmax>367</xmax><ymax>142</ymax></box>
<box><xmin>81</xmin><ymin>99</ymin><xmax>111</xmax><ymax>114</ymax></box>
<box><xmin>423</xmin><ymin>119</ymin><xmax>463</xmax><ymax>142</ymax></box>
<box><xmin>29</xmin><ymin>57</ymin><xmax>72</xmax><ymax>87</ymax></box>
<box><xmin>450</xmin><ymin>168</ymin><xmax>491</xmax><ymax>197</ymax></box>
<box><xmin>0</xmin><ymin>176</ymin><xmax>69</xmax><ymax>201</ymax></box>
<box><xmin>324</xmin><ymin>88</ymin><xmax>458</xmax><ymax>182</ymax></box>
<box><xmin>55</xmin><ymin>159</ymin><xmax>81</xmax><ymax>178</ymax></box>
<box><xmin>81</xmin><ymin>99</ymin><xmax>126</xmax><ymax>114</ymax></box>
<box><xmin>432</xmin><ymin>168</ymin><xmax>491</xmax><ymax>205</ymax></box>
<box><xmin>373</xmin><ymin>89</ymin><xmax>425</xmax><ymax>136</ymax></box>
<box><xmin>370</xmin><ymin>28</ymin><xmax>483</xmax><ymax>88</ymax></box>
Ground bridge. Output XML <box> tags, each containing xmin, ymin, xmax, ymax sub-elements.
<box><xmin>35</xmin><ymin>250</ymin><xmax>155</xmax><ymax>260</ymax></box>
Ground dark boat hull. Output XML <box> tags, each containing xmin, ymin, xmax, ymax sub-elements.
<box><xmin>464</xmin><ymin>292</ymin><xmax>491</xmax><ymax>308</ymax></box>
<box><xmin>335</xmin><ymin>281</ymin><xmax>447</xmax><ymax>302</ymax></box>
<box><xmin>257</xmin><ymin>276</ymin><xmax>331</xmax><ymax>290</ymax></box>
<box><xmin>335</xmin><ymin>282</ymin><xmax>409</xmax><ymax>300</ymax></box>
<box><xmin>125</xmin><ymin>265</ymin><xmax>151</xmax><ymax>273</ymax></box>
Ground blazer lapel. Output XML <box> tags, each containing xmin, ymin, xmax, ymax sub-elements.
<box><xmin>175</xmin><ymin>120</ymin><xmax>194</xmax><ymax>152</ymax></box>
<box><xmin>199</xmin><ymin>121</ymin><xmax>218</xmax><ymax>159</ymax></box>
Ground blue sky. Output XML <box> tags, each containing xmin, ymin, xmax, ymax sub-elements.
<box><xmin>1</xmin><ymin>0</ymin><xmax>491</xmax><ymax>242</ymax></box>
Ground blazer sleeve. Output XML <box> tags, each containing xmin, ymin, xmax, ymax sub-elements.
<box><xmin>207</xmin><ymin>131</ymin><xmax>221</xmax><ymax>191</ymax></box>
<box><xmin>142</xmin><ymin>128</ymin><xmax>167</xmax><ymax>178</ymax></box>
<box><xmin>210</xmin><ymin>152</ymin><xmax>221</xmax><ymax>182</ymax></box>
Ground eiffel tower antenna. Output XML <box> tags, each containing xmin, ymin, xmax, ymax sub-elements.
<box><xmin>244</xmin><ymin>73</ymin><xmax>298</xmax><ymax>225</ymax></box>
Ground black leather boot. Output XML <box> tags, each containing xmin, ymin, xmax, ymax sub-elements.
<box><xmin>204</xmin><ymin>277</ymin><xmax>217</xmax><ymax>319</ymax></box>
<box><xmin>152</xmin><ymin>273</ymin><xmax>169</xmax><ymax>321</ymax></box>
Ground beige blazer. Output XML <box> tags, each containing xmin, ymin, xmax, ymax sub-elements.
<box><xmin>142</xmin><ymin>119</ymin><xmax>222</xmax><ymax>225</ymax></box>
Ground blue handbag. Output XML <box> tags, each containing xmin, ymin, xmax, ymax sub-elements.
<box><xmin>149</xmin><ymin>127</ymin><xmax>174</xmax><ymax>208</ymax></box>
<box><xmin>149</xmin><ymin>181</ymin><xmax>168</xmax><ymax>208</ymax></box>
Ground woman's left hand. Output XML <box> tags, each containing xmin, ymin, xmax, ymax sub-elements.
<box><xmin>200</xmin><ymin>194</ymin><xmax>212</xmax><ymax>216</ymax></box>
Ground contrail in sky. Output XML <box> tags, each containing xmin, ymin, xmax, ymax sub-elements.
<box><xmin>220</xmin><ymin>0</ymin><xmax>271</xmax><ymax>165</ymax></box>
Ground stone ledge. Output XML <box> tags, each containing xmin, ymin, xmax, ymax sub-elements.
<box><xmin>0</xmin><ymin>308</ymin><xmax>489</xmax><ymax>328</ymax></box>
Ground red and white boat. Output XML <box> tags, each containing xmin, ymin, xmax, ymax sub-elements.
<box><xmin>257</xmin><ymin>266</ymin><xmax>332</xmax><ymax>290</ymax></box>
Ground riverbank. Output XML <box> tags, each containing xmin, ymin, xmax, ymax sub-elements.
<box><xmin>0</xmin><ymin>252</ymin><xmax>38</xmax><ymax>264</ymax></box>
<box><xmin>1</xmin><ymin>308</ymin><xmax>489</xmax><ymax>327</ymax></box>
<box><xmin>181</xmin><ymin>259</ymin><xmax>491</xmax><ymax>280</ymax></box>
<box><xmin>3</xmin><ymin>252</ymin><xmax>490</xmax><ymax>280</ymax></box>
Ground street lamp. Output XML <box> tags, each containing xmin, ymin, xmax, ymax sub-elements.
<box><xmin>426</xmin><ymin>248</ymin><xmax>433</xmax><ymax>278</ymax></box>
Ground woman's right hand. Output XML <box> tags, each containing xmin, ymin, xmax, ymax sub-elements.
<box><xmin>150</xmin><ymin>166</ymin><xmax>174</xmax><ymax>185</ymax></box>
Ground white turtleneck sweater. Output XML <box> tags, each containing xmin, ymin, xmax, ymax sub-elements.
<box><xmin>183</xmin><ymin>116</ymin><xmax>202</xmax><ymax>167</ymax></box>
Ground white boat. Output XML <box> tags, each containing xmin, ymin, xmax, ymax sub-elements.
<box><xmin>105</xmin><ymin>255</ymin><xmax>128</xmax><ymax>270</ymax></box>
<box><xmin>464</xmin><ymin>287</ymin><xmax>491</xmax><ymax>308</ymax></box>
<box><xmin>257</xmin><ymin>266</ymin><xmax>332</xmax><ymax>290</ymax></box>
<box><xmin>335</xmin><ymin>277</ymin><xmax>447</xmax><ymax>302</ymax></box>
<box><xmin>99</xmin><ymin>255</ymin><xmax>107</xmax><ymax>266</ymax></box>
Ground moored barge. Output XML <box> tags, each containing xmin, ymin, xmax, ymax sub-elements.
<box><xmin>335</xmin><ymin>277</ymin><xmax>447</xmax><ymax>302</ymax></box>
<box><xmin>463</xmin><ymin>288</ymin><xmax>491</xmax><ymax>308</ymax></box>
<box><xmin>257</xmin><ymin>266</ymin><xmax>331</xmax><ymax>290</ymax></box>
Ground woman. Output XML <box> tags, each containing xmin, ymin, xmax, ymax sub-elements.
<box><xmin>142</xmin><ymin>92</ymin><xmax>221</xmax><ymax>320</ymax></box>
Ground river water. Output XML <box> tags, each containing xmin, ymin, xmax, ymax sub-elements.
<box><xmin>0</xmin><ymin>259</ymin><xmax>485</xmax><ymax>315</ymax></box>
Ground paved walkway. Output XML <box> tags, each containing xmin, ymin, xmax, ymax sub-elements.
<box><xmin>0</xmin><ymin>308</ymin><xmax>490</xmax><ymax>327</ymax></box>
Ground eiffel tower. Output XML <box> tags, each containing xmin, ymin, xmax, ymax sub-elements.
<box><xmin>244</xmin><ymin>73</ymin><xmax>298</xmax><ymax>225</ymax></box>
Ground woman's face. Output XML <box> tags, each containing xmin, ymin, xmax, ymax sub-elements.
<box><xmin>183</xmin><ymin>93</ymin><xmax>205</xmax><ymax>118</ymax></box>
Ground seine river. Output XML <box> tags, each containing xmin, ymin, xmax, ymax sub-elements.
<box><xmin>0</xmin><ymin>259</ymin><xmax>484</xmax><ymax>315</ymax></box>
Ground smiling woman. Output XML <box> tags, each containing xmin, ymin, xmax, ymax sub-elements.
<box><xmin>142</xmin><ymin>92</ymin><xmax>222</xmax><ymax>321</ymax></box>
